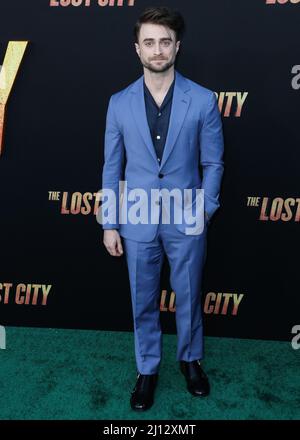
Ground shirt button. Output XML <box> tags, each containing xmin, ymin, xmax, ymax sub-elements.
<box><xmin>158</xmin><ymin>112</ymin><xmax>161</xmax><ymax>116</ymax></box>
<box><xmin>157</xmin><ymin>158</ymin><xmax>160</xmax><ymax>162</ymax></box>
<box><xmin>156</xmin><ymin>135</ymin><xmax>161</xmax><ymax>140</ymax></box>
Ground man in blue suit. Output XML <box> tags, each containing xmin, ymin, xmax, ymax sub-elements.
<box><xmin>101</xmin><ymin>6</ymin><xmax>224</xmax><ymax>411</ymax></box>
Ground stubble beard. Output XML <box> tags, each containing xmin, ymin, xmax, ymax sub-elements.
<box><xmin>142</xmin><ymin>57</ymin><xmax>175</xmax><ymax>74</ymax></box>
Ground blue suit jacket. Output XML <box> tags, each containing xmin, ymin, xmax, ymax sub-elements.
<box><xmin>101</xmin><ymin>69</ymin><xmax>224</xmax><ymax>242</ymax></box>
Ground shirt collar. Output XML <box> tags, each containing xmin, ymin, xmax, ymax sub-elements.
<box><xmin>143</xmin><ymin>77</ymin><xmax>175</xmax><ymax>109</ymax></box>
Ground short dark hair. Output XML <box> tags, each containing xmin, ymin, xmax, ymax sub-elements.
<box><xmin>134</xmin><ymin>6</ymin><xmax>185</xmax><ymax>44</ymax></box>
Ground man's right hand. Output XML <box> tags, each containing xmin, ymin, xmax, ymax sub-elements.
<box><xmin>103</xmin><ymin>229</ymin><xmax>124</xmax><ymax>257</ymax></box>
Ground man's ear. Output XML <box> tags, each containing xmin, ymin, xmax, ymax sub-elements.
<box><xmin>176</xmin><ymin>41</ymin><xmax>181</xmax><ymax>53</ymax></box>
<box><xmin>134</xmin><ymin>43</ymin><xmax>140</xmax><ymax>56</ymax></box>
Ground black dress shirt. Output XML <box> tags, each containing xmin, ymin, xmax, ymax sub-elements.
<box><xmin>143</xmin><ymin>78</ymin><xmax>175</xmax><ymax>164</ymax></box>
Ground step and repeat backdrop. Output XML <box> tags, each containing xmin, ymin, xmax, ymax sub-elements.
<box><xmin>0</xmin><ymin>0</ymin><xmax>299</xmax><ymax>342</ymax></box>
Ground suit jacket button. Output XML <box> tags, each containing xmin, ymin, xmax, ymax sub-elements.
<box><xmin>158</xmin><ymin>173</ymin><xmax>164</xmax><ymax>178</ymax></box>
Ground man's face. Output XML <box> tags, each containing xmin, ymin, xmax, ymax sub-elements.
<box><xmin>135</xmin><ymin>23</ymin><xmax>180</xmax><ymax>74</ymax></box>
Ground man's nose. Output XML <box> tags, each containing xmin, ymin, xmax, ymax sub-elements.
<box><xmin>153</xmin><ymin>43</ymin><xmax>162</xmax><ymax>55</ymax></box>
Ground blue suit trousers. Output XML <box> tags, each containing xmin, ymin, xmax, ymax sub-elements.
<box><xmin>123</xmin><ymin>211</ymin><xmax>208</xmax><ymax>375</ymax></box>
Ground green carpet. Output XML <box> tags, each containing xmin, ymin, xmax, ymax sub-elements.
<box><xmin>0</xmin><ymin>326</ymin><xmax>299</xmax><ymax>420</ymax></box>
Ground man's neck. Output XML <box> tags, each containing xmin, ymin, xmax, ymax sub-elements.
<box><xmin>143</xmin><ymin>68</ymin><xmax>175</xmax><ymax>95</ymax></box>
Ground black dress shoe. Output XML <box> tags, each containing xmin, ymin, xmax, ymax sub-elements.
<box><xmin>180</xmin><ymin>360</ymin><xmax>210</xmax><ymax>397</ymax></box>
<box><xmin>130</xmin><ymin>372</ymin><xmax>158</xmax><ymax>411</ymax></box>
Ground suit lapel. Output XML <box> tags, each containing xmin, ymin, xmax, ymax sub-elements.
<box><xmin>130</xmin><ymin>69</ymin><xmax>191</xmax><ymax>169</ymax></box>
<box><xmin>160</xmin><ymin>71</ymin><xmax>191</xmax><ymax>169</ymax></box>
<box><xmin>130</xmin><ymin>75</ymin><xmax>158</xmax><ymax>165</ymax></box>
